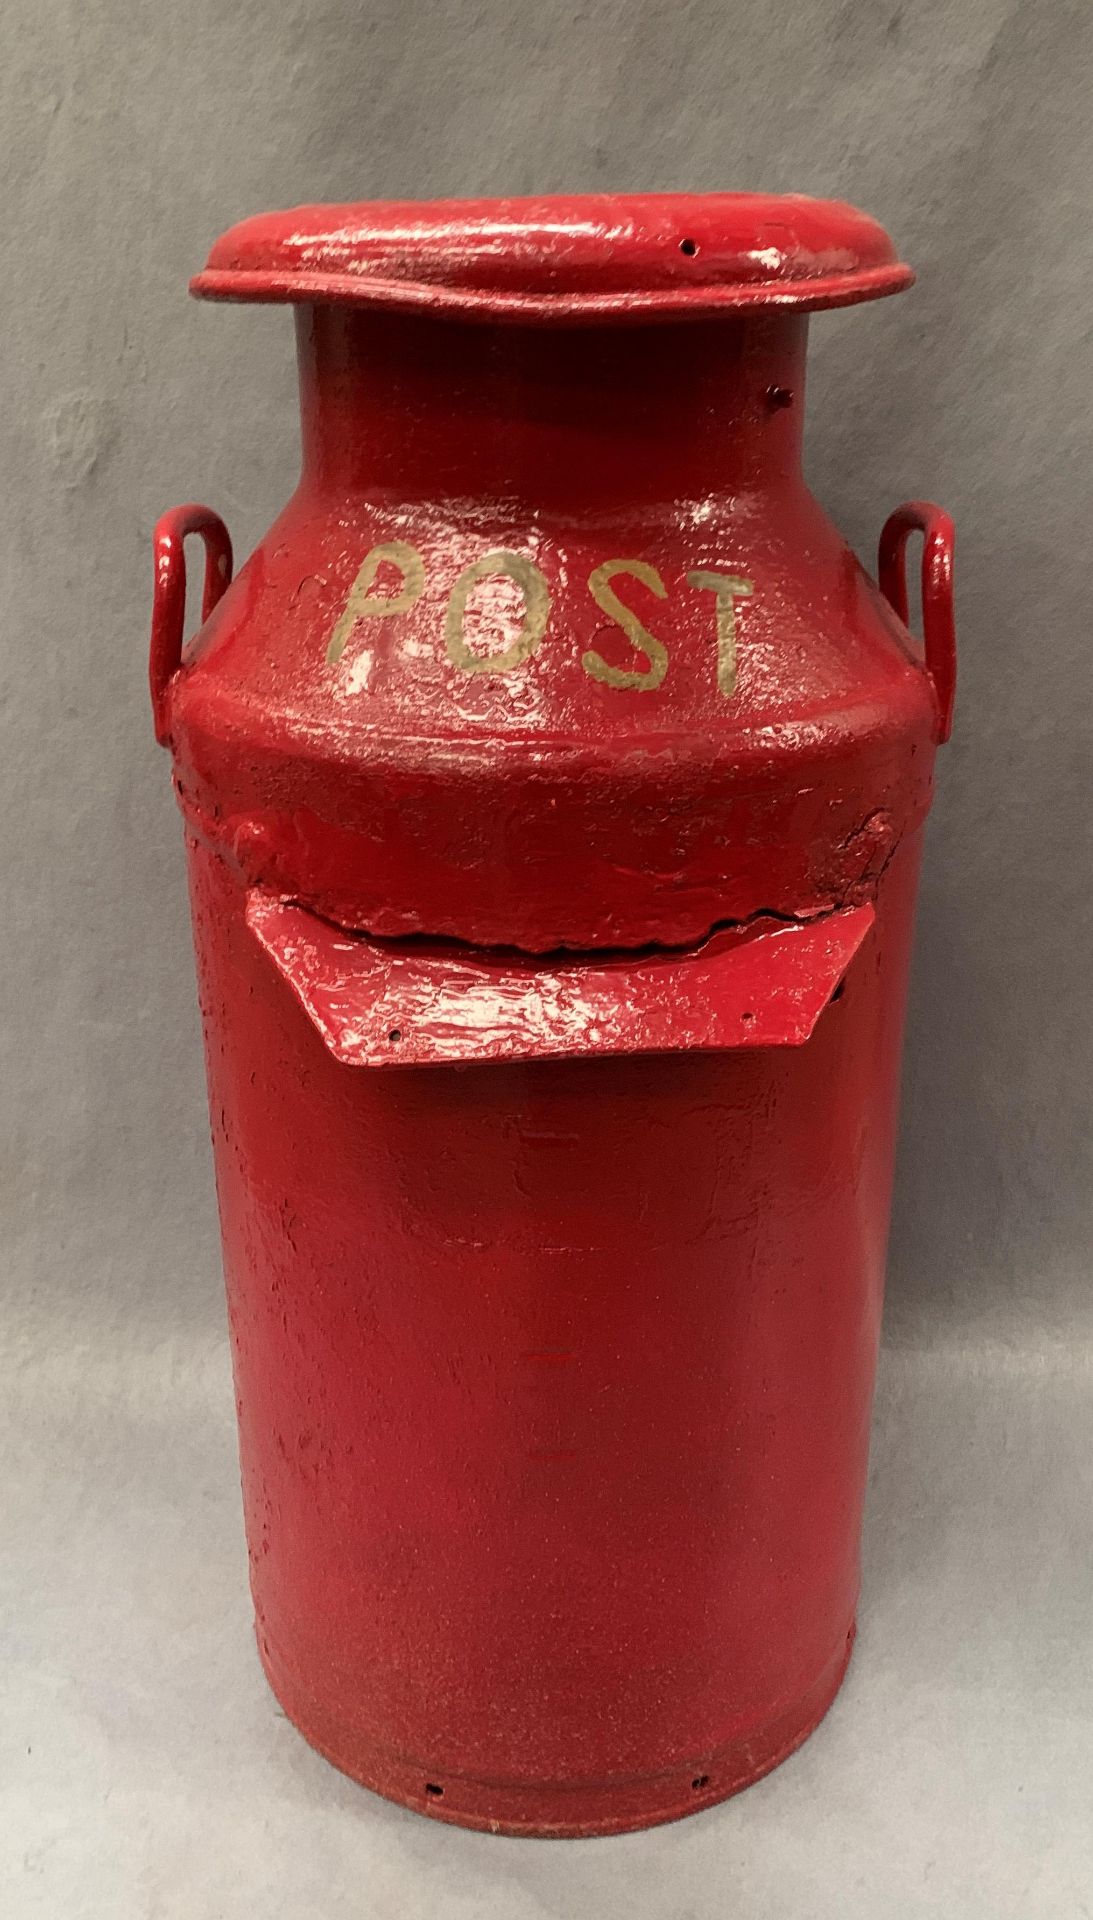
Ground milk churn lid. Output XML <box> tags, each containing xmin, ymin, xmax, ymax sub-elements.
<box><xmin>191</xmin><ymin>193</ymin><xmax>912</xmax><ymax>323</ymax></box>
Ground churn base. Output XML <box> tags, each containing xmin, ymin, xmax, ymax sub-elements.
<box><xmin>256</xmin><ymin>1624</ymin><xmax>855</xmax><ymax>1839</ymax></box>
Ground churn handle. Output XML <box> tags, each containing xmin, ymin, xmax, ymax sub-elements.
<box><xmin>149</xmin><ymin>504</ymin><xmax>233</xmax><ymax>746</ymax></box>
<box><xmin>878</xmin><ymin>500</ymin><xmax>956</xmax><ymax>744</ymax></box>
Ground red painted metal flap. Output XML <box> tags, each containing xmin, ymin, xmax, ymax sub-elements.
<box><xmin>246</xmin><ymin>892</ymin><xmax>874</xmax><ymax>1070</ymax></box>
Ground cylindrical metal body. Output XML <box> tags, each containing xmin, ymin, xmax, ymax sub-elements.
<box><xmin>152</xmin><ymin>195</ymin><xmax>955</xmax><ymax>1836</ymax></box>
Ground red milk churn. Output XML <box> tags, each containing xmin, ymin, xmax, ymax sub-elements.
<box><xmin>149</xmin><ymin>195</ymin><xmax>956</xmax><ymax>1836</ymax></box>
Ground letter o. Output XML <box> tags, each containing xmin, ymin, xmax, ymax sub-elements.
<box><xmin>445</xmin><ymin>552</ymin><xmax>552</xmax><ymax>675</ymax></box>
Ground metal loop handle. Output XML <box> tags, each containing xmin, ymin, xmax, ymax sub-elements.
<box><xmin>149</xmin><ymin>504</ymin><xmax>233</xmax><ymax>746</ymax></box>
<box><xmin>878</xmin><ymin>500</ymin><xmax>956</xmax><ymax>744</ymax></box>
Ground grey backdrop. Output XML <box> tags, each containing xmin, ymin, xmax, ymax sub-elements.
<box><xmin>2</xmin><ymin>2</ymin><xmax>1090</xmax><ymax>1916</ymax></box>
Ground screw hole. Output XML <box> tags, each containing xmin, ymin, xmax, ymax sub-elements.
<box><xmin>741</xmin><ymin>1010</ymin><xmax>754</xmax><ymax>1022</ymax></box>
<box><xmin>679</xmin><ymin>236</ymin><xmax>698</xmax><ymax>257</ymax></box>
<box><xmin>692</xmin><ymin>1774</ymin><xmax>710</xmax><ymax>1791</ymax></box>
<box><xmin>766</xmin><ymin>385</ymin><xmax>794</xmax><ymax>410</ymax></box>
<box><xmin>388</xmin><ymin>1028</ymin><xmax>402</xmax><ymax>1043</ymax></box>
<box><xmin>425</xmin><ymin>1782</ymin><xmax>444</xmax><ymax>1797</ymax></box>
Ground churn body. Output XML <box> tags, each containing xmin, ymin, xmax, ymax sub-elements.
<box><xmin>151</xmin><ymin>196</ymin><xmax>955</xmax><ymax>1836</ymax></box>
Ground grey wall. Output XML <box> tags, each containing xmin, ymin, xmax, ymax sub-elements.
<box><xmin>3</xmin><ymin>0</ymin><xmax>1090</xmax><ymax>1361</ymax></box>
<box><xmin>4</xmin><ymin>6</ymin><xmax>1092</xmax><ymax>1915</ymax></box>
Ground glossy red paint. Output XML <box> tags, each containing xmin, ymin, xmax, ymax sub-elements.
<box><xmin>152</xmin><ymin>195</ymin><xmax>955</xmax><ymax>1837</ymax></box>
<box><xmin>879</xmin><ymin>500</ymin><xmax>957</xmax><ymax>743</ymax></box>
<box><xmin>246</xmin><ymin>893</ymin><xmax>876</xmax><ymax>1068</ymax></box>
<box><xmin>191</xmin><ymin>191</ymin><xmax>913</xmax><ymax>321</ymax></box>
<box><xmin>149</xmin><ymin>504</ymin><xmax>232</xmax><ymax>746</ymax></box>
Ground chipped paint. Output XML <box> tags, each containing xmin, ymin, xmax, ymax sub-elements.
<box><xmin>153</xmin><ymin>193</ymin><xmax>954</xmax><ymax>1839</ymax></box>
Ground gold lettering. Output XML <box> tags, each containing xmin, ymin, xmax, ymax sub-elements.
<box><xmin>327</xmin><ymin>540</ymin><xmax>426</xmax><ymax>664</ymax></box>
<box><xmin>686</xmin><ymin>570</ymin><xmax>754</xmax><ymax>697</ymax></box>
<box><xmin>582</xmin><ymin>560</ymin><xmax>669</xmax><ymax>691</ymax></box>
<box><xmin>445</xmin><ymin>552</ymin><xmax>551</xmax><ymax>674</ymax></box>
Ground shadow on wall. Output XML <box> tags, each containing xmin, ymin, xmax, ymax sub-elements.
<box><xmin>802</xmin><ymin>1</ymin><xmax>1093</xmax><ymax>1348</ymax></box>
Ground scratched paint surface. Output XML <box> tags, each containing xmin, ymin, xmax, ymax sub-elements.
<box><xmin>187</xmin><ymin>826</ymin><xmax>924</xmax><ymax>1837</ymax></box>
<box><xmin>168</xmin><ymin>198</ymin><xmax>937</xmax><ymax>956</ymax></box>
<box><xmin>157</xmin><ymin>195</ymin><xmax>951</xmax><ymax>1837</ymax></box>
<box><xmin>169</xmin><ymin>214</ymin><xmax>940</xmax><ymax>953</ymax></box>
<box><xmin>247</xmin><ymin>892</ymin><xmax>875</xmax><ymax>1068</ymax></box>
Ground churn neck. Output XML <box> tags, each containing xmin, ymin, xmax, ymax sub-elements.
<box><xmin>293</xmin><ymin>306</ymin><xmax>809</xmax><ymax>506</ymax></box>
<box><xmin>191</xmin><ymin>193</ymin><xmax>911</xmax><ymax>508</ymax></box>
